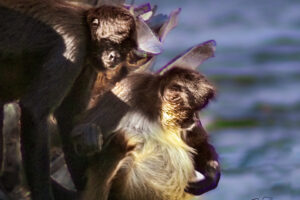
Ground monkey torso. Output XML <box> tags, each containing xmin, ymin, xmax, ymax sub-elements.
<box><xmin>110</xmin><ymin>111</ymin><xmax>195</xmax><ymax>200</ymax></box>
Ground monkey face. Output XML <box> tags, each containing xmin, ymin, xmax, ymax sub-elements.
<box><xmin>161</xmin><ymin>67</ymin><xmax>215</xmax><ymax>112</ymax></box>
<box><xmin>87</xmin><ymin>6</ymin><xmax>134</xmax><ymax>44</ymax></box>
<box><xmin>158</xmin><ymin>67</ymin><xmax>215</xmax><ymax>130</ymax></box>
<box><xmin>99</xmin><ymin>48</ymin><xmax>122</xmax><ymax>69</ymax></box>
<box><xmin>87</xmin><ymin>6</ymin><xmax>139</xmax><ymax>71</ymax></box>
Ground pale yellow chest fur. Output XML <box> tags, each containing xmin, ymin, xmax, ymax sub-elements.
<box><xmin>116</xmin><ymin>111</ymin><xmax>195</xmax><ymax>200</ymax></box>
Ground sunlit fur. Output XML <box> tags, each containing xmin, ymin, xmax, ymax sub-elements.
<box><xmin>80</xmin><ymin>66</ymin><xmax>216</xmax><ymax>200</ymax></box>
<box><xmin>0</xmin><ymin>0</ymin><xmax>87</xmax><ymax>63</ymax></box>
<box><xmin>83</xmin><ymin>110</ymin><xmax>194</xmax><ymax>200</ymax></box>
<box><xmin>86</xmin><ymin>5</ymin><xmax>140</xmax><ymax>71</ymax></box>
<box><xmin>87</xmin><ymin>6</ymin><xmax>135</xmax><ymax>44</ymax></box>
<box><xmin>113</xmin><ymin>111</ymin><xmax>194</xmax><ymax>200</ymax></box>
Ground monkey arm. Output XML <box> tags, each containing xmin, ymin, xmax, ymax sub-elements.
<box><xmin>72</xmin><ymin>123</ymin><xmax>103</xmax><ymax>156</ymax></box>
<box><xmin>0</xmin><ymin>103</ymin><xmax>3</xmax><ymax>173</ymax></box>
<box><xmin>54</xmin><ymin>64</ymin><xmax>98</xmax><ymax>191</ymax></box>
<box><xmin>184</xmin><ymin>121</ymin><xmax>221</xmax><ymax>195</ymax></box>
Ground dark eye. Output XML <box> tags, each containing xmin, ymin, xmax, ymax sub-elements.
<box><xmin>117</xmin><ymin>31</ymin><xmax>127</xmax><ymax>35</ymax></box>
<box><xmin>184</xmin><ymin>73</ymin><xmax>194</xmax><ymax>81</ymax></box>
<box><xmin>169</xmin><ymin>84</ymin><xmax>182</xmax><ymax>92</ymax></box>
<box><xmin>119</xmin><ymin>13</ymin><xmax>132</xmax><ymax>21</ymax></box>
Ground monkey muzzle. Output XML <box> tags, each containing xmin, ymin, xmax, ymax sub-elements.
<box><xmin>101</xmin><ymin>50</ymin><xmax>122</xmax><ymax>69</ymax></box>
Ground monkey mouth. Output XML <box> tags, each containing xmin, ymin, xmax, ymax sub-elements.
<box><xmin>101</xmin><ymin>50</ymin><xmax>122</xmax><ymax>69</ymax></box>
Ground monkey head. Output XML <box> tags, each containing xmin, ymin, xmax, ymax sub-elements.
<box><xmin>159</xmin><ymin>67</ymin><xmax>215</xmax><ymax>130</ymax></box>
<box><xmin>86</xmin><ymin>5</ymin><xmax>160</xmax><ymax>71</ymax></box>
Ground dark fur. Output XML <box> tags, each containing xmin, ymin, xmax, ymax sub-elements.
<box><xmin>74</xmin><ymin>67</ymin><xmax>220</xmax><ymax>200</ymax></box>
<box><xmin>86</xmin><ymin>6</ymin><xmax>138</xmax><ymax>71</ymax></box>
<box><xmin>0</xmin><ymin>1</ymin><xmax>143</xmax><ymax>199</ymax></box>
<box><xmin>0</xmin><ymin>103</ymin><xmax>3</xmax><ymax>174</ymax></box>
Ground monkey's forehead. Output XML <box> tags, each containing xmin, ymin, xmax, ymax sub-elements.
<box><xmin>100</xmin><ymin>17</ymin><xmax>133</xmax><ymax>28</ymax></box>
<box><xmin>96</xmin><ymin>20</ymin><xmax>132</xmax><ymax>43</ymax></box>
<box><xmin>92</xmin><ymin>6</ymin><xmax>133</xmax><ymax>21</ymax></box>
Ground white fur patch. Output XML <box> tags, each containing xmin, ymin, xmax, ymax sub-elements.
<box><xmin>116</xmin><ymin>111</ymin><xmax>161</xmax><ymax>138</ymax></box>
<box><xmin>194</xmin><ymin>171</ymin><xmax>205</xmax><ymax>182</ymax></box>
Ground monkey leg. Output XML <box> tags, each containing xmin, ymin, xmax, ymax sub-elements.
<box><xmin>83</xmin><ymin>131</ymin><xmax>134</xmax><ymax>200</ymax></box>
<box><xmin>19</xmin><ymin>104</ymin><xmax>54</xmax><ymax>200</ymax></box>
<box><xmin>19</xmin><ymin>46</ymin><xmax>86</xmax><ymax>200</ymax></box>
<box><xmin>0</xmin><ymin>103</ymin><xmax>3</xmax><ymax>174</ymax></box>
<box><xmin>0</xmin><ymin>104</ymin><xmax>22</xmax><ymax>192</ymax></box>
<box><xmin>55</xmin><ymin>65</ymin><xmax>97</xmax><ymax>191</ymax></box>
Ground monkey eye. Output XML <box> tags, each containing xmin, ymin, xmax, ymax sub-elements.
<box><xmin>169</xmin><ymin>84</ymin><xmax>182</xmax><ymax>92</ymax></box>
<box><xmin>117</xmin><ymin>31</ymin><xmax>127</xmax><ymax>35</ymax></box>
<box><xmin>91</xmin><ymin>18</ymin><xmax>99</xmax><ymax>26</ymax></box>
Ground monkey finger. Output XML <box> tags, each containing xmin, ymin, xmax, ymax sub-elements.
<box><xmin>103</xmin><ymin>131</ymin><xmax>135</xmax><ymax>157</ymax></box>
<box><xmin>186</xmin><ymin>161</ymin><xmax>220</xmax><ymax>195</ymax></box>
<box><xmin>71</xmin><ymin>123</ymin><xmax>103</xmax><ymax>156</ymax></box>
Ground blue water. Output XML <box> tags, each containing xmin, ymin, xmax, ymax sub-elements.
<box><xmin>135</xmin><ymin>0</ymin><xmax>300</xmax><ymax>199</ymax></box>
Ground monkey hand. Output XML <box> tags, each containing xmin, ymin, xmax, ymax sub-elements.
<box><xmin>71</xmin><ymin>123</ymin><xmax>103</xmax><ymax>156</ymax></box>
<box><xmin>98</xmin><ymin>131</ymin><xmax>136</xmax><ymax>163</ymax></box>
<box><xmin>186</xmin><ymin>160</ymin><xmax>220</xmax><ymax>195</ymax></box>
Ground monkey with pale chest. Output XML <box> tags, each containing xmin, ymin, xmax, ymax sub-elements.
<box><xmin>73</xmin><ymin>66</ymin><xmax>220</xmax><ymax>200</ymax></box>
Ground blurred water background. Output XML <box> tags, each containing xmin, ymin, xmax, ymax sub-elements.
<box><xmin>135</xmin><ymin>0</ymin><xmax>300</xmax><ymax>199</ymax></box>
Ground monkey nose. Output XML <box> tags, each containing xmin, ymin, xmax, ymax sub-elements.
<box><xmin>108</xmin><ymin>52</ymin><xmax>116</xmax><ymax>61</ymax></box>
<box><xmin>101</xmin><ymin>50</ymin><xmax>120</xmax><ymax>68</ymax></box>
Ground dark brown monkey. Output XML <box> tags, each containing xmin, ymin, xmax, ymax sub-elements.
<box><xmin>0</xmin><ymin>1</ymin><xmax>160</xmax><ymax>199</ymax></box>
<box><xmin>72</xmin><ymin>65</ymin><xmax>220</xmax><ymax>200</ymax></box>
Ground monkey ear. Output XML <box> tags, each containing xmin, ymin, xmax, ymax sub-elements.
<box><xmin>135</xmin><ymin>17</ymin><xmax>163</xmax><ymax>55</ymax></box>
<box><xmin>157</xmin><ymin>40</ymin><xmax>216</xmax><ymax>75</ymax></box>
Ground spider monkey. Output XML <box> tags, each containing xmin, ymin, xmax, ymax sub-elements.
<box><xmin>72</xmin><ymin>66</ymin><xmax>220</xmax><ymax>200</ymax></box>
<box><xmin>0</xmin><ymin>1</ymin><xmax>159</xmax><ymax>199</ymax></box>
